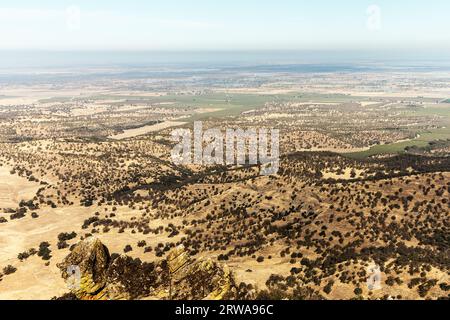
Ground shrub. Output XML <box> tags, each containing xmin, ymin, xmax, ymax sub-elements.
<box><xmin>137</xmin><ymin>240</ymin><xmax>146</xmax><ymax>248</ymax></box>
<box><xmin>3</xmin><ymin>265</ymin><xmax>17</xmax><ymax>275</ymax></box>
<box><xmin>324</xmin><ymin>281</ymin><xmax>334</xmax><ymax>294</ymax></box>
<box><xmin>18</xmin><ymin>251</ymin><xmax>30</xmax><ymax>261</ymax></box>
<box><xmin>57</xmin><ymin>241</ymin><xmax>69</xmax><ymax>249</ymax></box>
<box><xmin>38</xmin><ymin>242</ymin><xmax>52</xmax><ymax>260</ymax></box>
<box><xmin>10</xmin><ymin>211</ymin><xmax>26</xmax><ymax>220</ymax></box>
<box><xmin>58</xmin><ymin>232</ymin><xmax>77</xmax><ymax>242</ymax></box>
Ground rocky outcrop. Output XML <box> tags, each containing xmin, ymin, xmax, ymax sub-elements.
<box><xmin>57</xmin><ymin>238</ymin><xmax>238</xmax><ymax>300</ymax></box>
<box><xmin>156</xmin><ymin>244</ymin><xmax>237</xmax><ymax>300</ymax></box>
<box><xmin>57</xmin><ymin>237</ymin><xmax>110</xmax><ymax>300</ymax></box>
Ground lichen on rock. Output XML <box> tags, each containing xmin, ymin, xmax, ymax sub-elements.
<box><xmin>57</xmin><ymin>238</ymin><xmax>240</xmax><ymax>300</ymax></box>
<box><xmin>57</xmin><ymin>237</ymin><xmax>110</xmax><ymax>299</ymax></box>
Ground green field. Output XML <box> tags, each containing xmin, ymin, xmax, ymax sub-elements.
<box><xmin>40</xmin><ymin>92</ymin><xmax>360</xmax><ymax>121</ymax></box>
<box><xmin>40</xmin><ymin>93</ymin><xmax>450</xmax><ymax>159</ymax></box>
<box><xmin>346</xmin><ymin>104</ymin><xmax>450</xmax><ymax>158</ymax></box>
<box><xmin>174</xmin><ymin>92</ymin><xmax>366</xmax><ymax>121</ymax></box>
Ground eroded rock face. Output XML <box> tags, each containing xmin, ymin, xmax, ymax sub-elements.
<box><xmin>157</xmin><ymin>245</ymin><xmax>237</xmax><ymax>300</ymax></box>
<box><xmin>57</xmin><ymin>239</ymin><xmax>238</xmax><ymax>300</ymax></box>
<box><xmin>57</xmin><ymin>237</ymin><xmax>110</xmax><ymax>299</ymax></box>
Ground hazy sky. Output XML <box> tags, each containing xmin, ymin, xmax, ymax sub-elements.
<box><xmin>1</xmin><ymin>0</ymin><xmax>449</xmax><ymax>51</ymax></box>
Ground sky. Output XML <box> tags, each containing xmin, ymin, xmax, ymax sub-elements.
<box><xmin>0</xmin><ymin>0</ymin><xmax>449</xmax><ymax>51</ymax></box>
